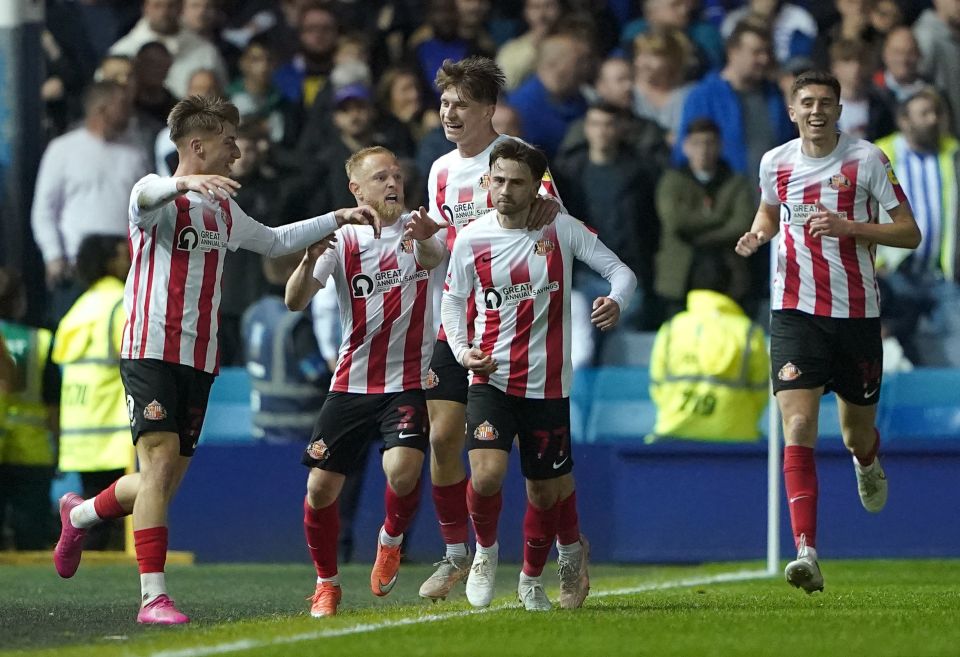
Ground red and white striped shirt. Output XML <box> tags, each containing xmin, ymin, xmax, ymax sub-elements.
<box><xmin>312</xmin><ymin>215</ymin><xmax>442</xmax><ymax>394</ymax></box>
<box><xmin>122</xmin><ymin>174</ymin><xmax>337</xmax><ymax>374</ymax></box>
<box><xmin>759</xmin><ymin>133</ymin><xmax>908</xmax><ymax>318</ymax></box>
<box><xmin>443</xmin><ymin>212</ymin><xmax>635</xmax><ymax>399</ymax></box>
<box><xmin>427</xmin><ymin>133</ymin><xmax>563</xmax><ymax>340</ymax></box>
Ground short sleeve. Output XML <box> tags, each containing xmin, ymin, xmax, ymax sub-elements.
<box><xmin>446</xmin><ymin>232</ymin><xmax>476</xmax><ymax>299</ymax></box>
<box><xmin>758</xmin><ymin>151</ymin><xmax>780</xmax><ymax>206</ymax></box>
<box><xmin>867</xmin><ymin>147</ymin><xmax>908</xmax><ymax>211</ymax></box>
<box><xmin>312</xmin><ymin>247</ymin><xmax>340</xmax><ymax>286</ymax></box>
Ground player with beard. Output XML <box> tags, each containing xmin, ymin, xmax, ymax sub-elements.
<box><xmin>420</xmin><ymin>56</ymin><xmax>565</xmax><ymax>602</ymax></box>
<box><xmin>442</xmin><ymin>139</ymin><xmax>636</xmax><ymax>611</ymax></box>
<box><xmin>736</xmin><ymin>70</ymin><xmax>920</xmax><ymax>594</ymax></box>
<box><xmin>52</xmin><ymin>96</ymin><xmax>381</xmax><ymax>624</ymax></box>
<box><xmin>285</xmin><ymin>146</ymin><xmax>447</xmax><ymax>617</ymax></box>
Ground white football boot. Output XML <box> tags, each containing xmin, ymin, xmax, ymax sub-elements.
<box><xmin>784</xmin><ymin>533</ymin><xmax>824</xmax><ymax>594</ymax></box>
<box><xmin>465</xmin><ymin>545</ymin><xmax>499</xmax><ymax>608</ymax></box>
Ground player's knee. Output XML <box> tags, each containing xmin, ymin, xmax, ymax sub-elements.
<box><xmin>429</xmin><ymin>427</ymin><xmax>465</xmax><ymax>460</ymax></box>
<box><xmin>469</xmin><ymin>462</ymin><xmax>504</xmax><ymax>496</ymax></box>
<box><xmin>305</xmin><ymin>483</ymin><xmax>338</xmax><ymax>509</ymax></box>
<box><xmin>783</xmin><ymin>413</ymin><xmax>817</xmax><ymax>443</ymax></box>
<box><xmin>526</xmin><ymin>482</ymin><xmax>559</xmax><ymax>510</ymax></box>
<box><xmin>385</xmin><ymin>469</ymin><xmax>420</xmax><ymax>497</ymax></box>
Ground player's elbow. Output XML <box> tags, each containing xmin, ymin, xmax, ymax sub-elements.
<box><xmin>285</xmin><ymin>288</ymin><xmax>308</xmax><ymax>312</ymax></box>
<box><xmin>905</xmin><ymin>224</ymin><xmax>922</xmax><ymax>250</ymax></box>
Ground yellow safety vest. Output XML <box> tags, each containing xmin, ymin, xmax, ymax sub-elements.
<box><xmin>52</xmin><ymin>277</ymin><xmax>133</xmax><ymax>472</ymax></box>
<box><xmin>0</xmin><ymin>321</ymin><xmax>55</xmax><ymax>466</ymax></box>
<box><xmin>649</xmin><ymin>290</ymin><xmax>769</xmax><ymax>442</ymax></box>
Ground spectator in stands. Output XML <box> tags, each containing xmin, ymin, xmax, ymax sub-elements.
<box><xmin>242</xmin><ymin>252</ymin><xmax>328</xmax><ymax>444</ymax></box>
<box><xmin>376</xmin><ymin>66</ymin><xmax>429</xmax><ymax>150</ymax></box>
<box><xmin>0</xmin><ymin>268</ymin><xmax>59</xmax><ymax>550</ymax></box>
<box><xmin>621</xmin><ymin>0</ymin><xmax>725</xmax><ymax>75</ymax></box>
<box><xmin>455</xmin><ymin>0</ymin><xmax>497</xmax><ymax>57</ymax></box>
<box><xmin>273</xmin><ymin>2</ymin><xmax>339</xmax><ymax>108</ymax></box>
<box><xmin>555</xmin><ymin>101</ymin><xmax>658</xmax><ymax>339</ymax></box>
<box><xmin>129</xmin><ymin>42</ymin><xmax>178</xmax><ymax>165</ymax></box>
<box><xmin>559</xmin><ymin>56</ymin><xmax>669</xmax><ymax>168</ymax></box>
<box><xmin>30</xmin><ymin>81</ymin><xmax>149</xmax><ymax>323</ymax></box>
<box><xmin>654</xmin><ymin>118</ymin><xmax>754</xmax><ymax>318</ymax></box>
<box><xmin>913</xmin><ymin>0</ymin><xmax>960</xmax><ymax>134</ymax></box>
<box><xmin>675</xmin><ymin>22</ymin><xmax>793</xmax><ymax>183</ymax></box>
<box><xmin>632</xmin><ymin>29</ymin><xmax>696</xmax><ymax>142</ymax></box>
<box><xmin>830</xmin><ymin>39</ymin><xmax>895</xmax><ymax>141</ymax></box>
<box><xmin>721</xmin><ymin>0</ymin><xmax>817</xmax><ymax>66</ymax></box>
<box><xmin>41</xmin><ymin>29</ymin><xmax>86</xmax><ymax>140</ymax></box>
<box><xmin>496</xmin><ymin>0</ymin><xmax>562</xmax><ymax>91</ymax></box>
<box><xmin>96</xmin><ymin>54</ymin><xmax>134</xmax><ymax>88</ymax></box>
<box><xmin>110</xmin><ymin>0</ymin><xmax>227</xmax><ymax>98</ymax></box>
<box><xmin>508</xmin><ymin>32</ymin><xmax>591</xmax><ymax>159</ymax></box>
<box><xmin>876</xmin><ymin>88</ymin><xmax>960</xmax><ymax>367</ymax></box>
<box><xmin>228</xmin><ymin>36</ymin><xmax>292</xmax><ymax>145</ymax></box>
<box><xmin>220</xmin><ymin>125</ymin><xmax>283</xmax><ymax>366</ymax></box>
<box><xmin>649</xmin><ymin>252</ymin><xmax>768</xmax><ymax>442</ymax></box>
<box><xmin>812</xmin><ymin>0</ymin><xmax>884</xmax><ymax>70</ymax></box>
<box><xmin>155</xmin><ymin>67</ymin><xmax>225</xmax><ymax>175</ymax></box>
<box><xmin>51</xmin><ymin>235</ymin><xmax>131</xmax><ymax>551</ymax></box>
<box><xmin>869</xmin><ymin>0</ymin><xmax>903</xmax><ymax>38</ymax></box>
<box><xmin>873</xmin><ymin>27</ymin><xmax>929</xmax><ymax>115</ymax></box>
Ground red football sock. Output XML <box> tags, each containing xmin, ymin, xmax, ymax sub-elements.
<box><xmin>855</xmin><ymin>429</ymin><xmax>880</xmax><ymax>467</ymax></box>
<box><xmin>522</xmin><ymin>501</ymin><xmax>557</xmax><ymax>577</ymax></box>
<box><xmin>432</xmin><ymin>478</ymin><xmax>469</xmax><ymax>545</ymax></box>
<box><xmin>384</xmin><ymin>479</ymin><xmax>421</xmax><ymax>537</ymax></box>
<box><xmin>783</xmin><ymin>445</ymin><xmax>818</xmax><ymax>549</ymax></box>
<box><xmin>303</xmin><ymin>497</ymin><xmax>339</xmax><ymax>579</ymax></box>
<box><xmin>93</xmin><ymin>480</ymin><xmax>128</xmax><ymax>520</ymax></box>
<box><xmin>554</xmin><ymin>491</ymin><xmax>581</xmax><ymax>546</ymax></box>
<box><xmin>134</xmin><ymin>526</ymin><xmax>168</xmax><ymax>574</ymax></box>
<box><xmin>466</xmin><ymin>483</ymin><xmax>502</xmax><ymax>548</ymax></box>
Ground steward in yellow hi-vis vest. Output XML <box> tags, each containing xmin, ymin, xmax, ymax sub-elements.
<box><xmin>0</xmin><ymin>267</ymin><xmax>59</xmax><ymax>549</ymax></box>
<box><xmin>51</xmin><ymin>235</ymin><xmax>133</xmax><ymax>550</ymax></box>
<box><xmin>649</xmin><ymin>257</ymin><xmax>769</xmax><ymax>442</ymax></box>
<box><xmin>53</xmin><ymin>276</ymin><xmax>131</xmax><ymax>472</ymax></box>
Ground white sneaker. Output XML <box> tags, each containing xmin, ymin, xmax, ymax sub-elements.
<box><xmin>557</xmin><ymin>534</ymin><xmax>590</xmax><ymax>609</ymax></box>
<box><xmin>854</xmin><ymin>456</ymin><xmax>888</xmax><ymax>513</ymax></box>
<box><xmin>784</xmin><ymin>534</ymin><xmax>824</xmax><ymax>594</ymax></box>
<box><xmin>518</xmin><ymin>576</ymin><xmax>552</xmax><ymax>611</ymax></box>
<box><xmin>465</xmin><ymin>546</ymin><xmax>498</xmax><ymax>607</ymax></box>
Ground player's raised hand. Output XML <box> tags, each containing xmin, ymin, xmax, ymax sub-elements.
<box><xmin>525</xmin><ymin>195</ymin><xmax>561</xmax><ymax>230</ymax></box>
<box><xmin>304</xmin><ymin>234</ymin><xmax>337</xmax><ymax>261</ymax></box>
<box><xmin>735</xmin><ymin>230</ymin><xmax>766</xmax><ymax>257</ymax></box>
<box><xmin>336</xmin><ymin>205</ymin><xmax>382</xmax><ymax>238</ymax></box>
<box><xmin>591</xmin><ymin>296</ymin><xmax>621</xmax><ymax>331</ymax></box>
<box><xmin>177</xmin><ymin>174</ymin><xmax>241</xmax><ymax>200</ymax></box>
<box><xmin>403</xmin><ymin>206</ymin><xmax>449</xmax><ymax>241</ymax></box>
<box><xmin>460</xmin><ymin>348</ymin><xmax>498</xmax><ymax>375</ymax></box>
<box><xmin>808</xmin><ymin>202</ymin><xmax>852</xmax><ymax>239</ymax></box>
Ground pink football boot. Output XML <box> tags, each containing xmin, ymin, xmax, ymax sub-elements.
<box><xmin>137</xmin><ymin>595</ymin><xmax>190</xmax><ymax>625</ymax></box>
<box><xmin>53</xmin><ymin>493</ymin><xmax>87</xmax><ymax>578</ymax></box>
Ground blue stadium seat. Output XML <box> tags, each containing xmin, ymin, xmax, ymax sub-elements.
<box><xmin>598</xmin><ymin>331</ymin><xmax>658</xmax><ymax>367</ymax></box>
<box><xmin>585</xmin><ymin>399</ymin><xmax>658</xmax><ymax>443</ymax></box>
<box><xmin>200</xmin><ymin>367</ymin><xmax>253</xmax><ymax>443</ymax></box>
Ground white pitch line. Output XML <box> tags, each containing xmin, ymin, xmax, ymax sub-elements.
<box><xmin>148</xmin><ymin>569</ymin><xmax>771</xmax><ymax>657</ymax></box>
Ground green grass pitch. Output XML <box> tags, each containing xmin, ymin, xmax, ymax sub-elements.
<box><xmin>2</xmin><ymin>560</ymin><xmax>959</xmax><ymax>657</ymax></box>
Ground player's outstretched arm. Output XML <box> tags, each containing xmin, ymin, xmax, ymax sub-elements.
<box><xmin>285</xmin><ymin>236</ymin><xmax>336</xmax><ymax>311</ymax></box>
<box><xmin>335</xmin><ymin>205</ymin><xmax>382</xmax><ymax>238</ymax></box>
<box><xmin>404</xmin><ymin>206</ymin><xmax>449</xmax><ymax>270</ymax></box>
<box><xmin>735</xmin><ymin>202</ymin><xmax>779</xmax><ymax>257</ymax></box>
<box><xmin>136</xmin><ymin>174</ymin><xmax>241</xmax><ymax>213</ymax></box>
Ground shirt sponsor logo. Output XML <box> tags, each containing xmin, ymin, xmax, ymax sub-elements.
<box><xmin>351</xmin><ymin>269</ymin><xmax>429</xmax><ymax>298</ymax></box>
<box><xmin>534</xmin><ymin>239</ymin><xmax>555</xmax><ymax>256</ymax></box>
<box><xmin>482</xmin><ymin>281</ymin><xmax>560</xmax><ymax>310</ymax></box>
<box><xmin>444</xmin><ymin>200</ymin><xmax>478</xmax><ymax>230</ymax></box>
<box><xmin>176</xmin><ymin>226</ymin><xmax>226</xmax><ymax>251</ymax></box>
<box><xmin>143</xmin><ymin>399</ymin><xmax>168</xmax><ymax>421</ymax></box>
<box><xmin>474</xmin><ymin>420</ymin><xmax>498</xmax><ymax>441</ymax></box>
<box><xmin>781</xmin><ymin>204</ymin><xmax>847</xmax><ymax>226</ymax></box>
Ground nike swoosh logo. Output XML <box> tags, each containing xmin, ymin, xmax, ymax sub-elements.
<box><xmin>864</xmin><ymin>388</ymin><xmax>879</xmax><ymax>399</ymax></box>
<box><xmin>398</xmin><ymin>432</ymin><xmax>420</xmax><ymax>439</ymax></box>
<box><xmin>789</xmin><ymin>495</ymin><xmax>811</xmax><ymax>504</ymax></box>
<box><xmin>355</xmin><ymin>249</ymin><xmax>368</xmax><ymax>255</ymax></box>
<box><xmin>378</xmin><ymin>574</ymin><xmax>398</xmax><ymax>594</ymax></box>
<box><xmin>552</xmin><ymin>457</ymin><xmax>568</xmax><ymax>470</ymax></box>
<box><xmin>481</xmin><ymin>254</ymin><xmax>502</xmax><ymax>262</ymax></box>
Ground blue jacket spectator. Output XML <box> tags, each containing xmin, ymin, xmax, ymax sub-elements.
<box><xmin>673</xmin><ymin>23</ymin><xmax>794</xmax><ymax>176</ymax></box>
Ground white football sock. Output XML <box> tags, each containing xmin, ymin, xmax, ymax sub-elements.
<box><xmin>445</xmin><ymin>543</ymin><xmax>468</xmax><ymax>559</ymax></box>
<box><xmin>476</xmin><ymin>541</ymin><xmax>499</xmax><ymax>556</ymax></box>
<box><xmin>519</xmin><ymin>571</ymin><xmax>541</xmax><ymax>584</ymax></box>
<box><xmin>317</xmin><ymin>574</ymin><xmax>340</xmax><ymax>585</ymax></box>
<box><xmin>70</xmin><ymin>498</ymin><xmax>101</xmax><ymax>529</ymax></box>
<box><xmin>379</xmin><ymin>526</ymin><xmax>403</xmax><ymax>547</ymax></box>
<box><xmin>557</xmin><ymin>540</ymin><xmax>582</xmax><ymax>560</ymax></box>
<box><xmin>140</xmin><ymin>572</ymin><xmax>167</xmax><ymax>606</ymax></box>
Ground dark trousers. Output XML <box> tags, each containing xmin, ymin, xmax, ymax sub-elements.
<box><xmin>0</xmin><ymin>465</ymin><xmax>54</xmax><ymax>550</ymax></box>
